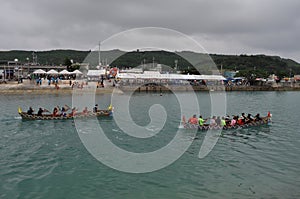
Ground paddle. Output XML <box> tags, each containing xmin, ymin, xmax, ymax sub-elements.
<box><xmin>43</xmin><ymin>108</ymin><xmax>50</xmax><ymax>113</ymax></box>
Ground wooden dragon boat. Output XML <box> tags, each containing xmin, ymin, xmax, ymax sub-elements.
<box><xmin>18</xmin><ymin>107</ymin><xmax>113</xmax><ymax>120</ymax></box>
<box><xmin>181</xmin><ymin>113</ymin><xmax>272</xmax><ymax>130</ymax></box>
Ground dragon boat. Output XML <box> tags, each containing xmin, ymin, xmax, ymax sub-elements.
<box><xmin>181</xmin><ymin>113</ymin><xmax>272</xmax><ymax>130</ymax></box>
<box><xmin>18</xmin><ymin>107</ymin><xmax>113</xmax><ymax>120</ymax></box>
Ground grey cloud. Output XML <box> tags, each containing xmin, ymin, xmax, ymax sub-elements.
<box><xmin>0</xmin><ymin>0</ymin><xmax>300</xmax><ymax>61</ymax></box>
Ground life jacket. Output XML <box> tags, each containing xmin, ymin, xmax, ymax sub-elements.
<box><xmin>53</xmin><ymin>110</ymin><xmax>58</xmax><ymax>116</ymax></box>
<box><xmin>189</xmin><ymin>117</ymin><xmax>198</xmax><ymax>124</ymax></box>
<box><xmin>230</xmin><ymin>119</ymin><xmax>236</xmax><ymax>126</ymax></box>
<box><xmin>237</xmin><ymin>119</ymin><xmax>244</xmax><ymax>125</ymax></box>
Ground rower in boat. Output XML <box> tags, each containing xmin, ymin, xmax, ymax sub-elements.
<box><xmin>216</xmin><ymin>116</ymin><xmax>221</xmax><ymax>126</ymax></box>
<box><xmin>27</xmin><ymin>107</ymin><xmax>34</xmax><ymax>115</ymax></box>
<box><xmin>93</xmin><ymin>104</ymin><xmax>98</xmax><ymax>113</ymax></box>
<box><xmin>60</xmin><ymin>105</ymin><xmax>70</xmax><ymax>117</ymax></box>
<box><xmin>254</xmin><ymin>113</ymin><xmax>262</xmax><ymax>121</ymax></box>
<box><xmin>209</xmin><ymin>116</ymin><xmax>217</xmax><ymax>127</ymax></box>
<box><xmin>68</xmin><ymin>107</ymin><xmax>77</xmax><ymax>117</ymax></box>
<box><xmin>221</xmin><ymin>117</ymin><xmax>226</xmax><ymax>127</ymax></box>
<box><xmin>37</xmin><ymin>108</ymin><xmax>43</xmax><ymax>116</ymax></box>
<box><xmin>198</xmin><ymin>115</ymin><xmax>205</xmax><ymax>127</ymax></box>
<box><xmin>82</xmin><ymin>107</ymin><xmax>89</xmax><ymax>115</ymax></box>
<box><xmin>52</xmin><ymin>106</ymin><xmax>59</xmax><ymax>117</ymax></box>
<box><xmin>37</xmin><ymin>107</ymin><xmax>50</xmax><ymax>116</ymax></box>
<box><xmin>188</xmin><ymin>114</ymin><xmax>198</xmax><ymax>124</ymax></box>
<box><xmin>245</xmin><ymin>114</ymin><xmax>253</xmax><ymax>123</ymax></box>
<box><xmin>237</xmin><ymin>115</ymin><xmax>244</xmax><ymax>125</ymax></box>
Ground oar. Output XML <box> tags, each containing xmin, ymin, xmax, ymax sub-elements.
<box><xmin>65</xmin><ymin>104</ymin><xmax>70</xmax><ymax>108</ymax></box>
<box><xmin>64</xmin><ymin>104</ymin><xmax>71</xmax><ymax>111</ymax></box>
<box><xmin>43</xmin><ymin>108</ymin><xmax>51</xmax><ymax>113</ymax></box>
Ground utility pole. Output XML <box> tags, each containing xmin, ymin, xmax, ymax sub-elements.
<box><xmin>152</xmin><ymin>57</ymin><xmax>155</xmax><ymax>68</ymax></box>
<box><xmin>220</xmin><ymin>64</ymin><xmax>223</xmax><ymax>75</ymax></box>
<box><xmin>98</xmin><ymin>41</ymin><xmax>101</xmax><ymax>66</ymax></box>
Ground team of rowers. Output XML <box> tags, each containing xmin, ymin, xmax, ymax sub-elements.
<box><xmin>26</xmin><ymin>104</ymin><xmax>108</xmax><ymax>117</ymax></box>
<box><xmin>187</xmin><ymin>112</ymin><xmax>269</xmax><ymax>127</ymax></box>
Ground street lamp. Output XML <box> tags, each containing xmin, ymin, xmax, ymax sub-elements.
<box><xmin>14</xmin><ymin>58</ymin><xmax>19</xmax><ymax>82</ymax></box>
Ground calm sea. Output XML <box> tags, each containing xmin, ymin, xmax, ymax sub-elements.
<box><xmin>0</xmin><ymin>91</ymin><xmax>300</xmax><ymax>199</ymax></box>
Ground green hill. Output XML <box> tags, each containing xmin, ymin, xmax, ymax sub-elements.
<box><xmin>0</xmin><ymin>49</ymin><xmax>299</xmax><ymax>77</ymax></box>
<box><xmin>0</xmin><ymin>50</ymin><xmax>90</xmax><ymax>66</ymax></box>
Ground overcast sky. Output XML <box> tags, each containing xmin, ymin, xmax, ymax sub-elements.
<box><xmin>1</xmin><ymin>0</ymin><xmax>300</xmax><ymax>62</ymax></box>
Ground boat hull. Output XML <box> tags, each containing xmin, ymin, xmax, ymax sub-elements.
<box><xmin>183</xmin><ymin>117</ymin><xmax>271</xmax><ymax>130</ymax></box>
<box><xmin>19</xmin><ymin>110</ymin><xmax>112</xmax><ymax>120</ymax></box>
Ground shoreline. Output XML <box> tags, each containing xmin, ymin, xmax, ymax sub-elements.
<box><xmin>1</xmin><ymin>84</ymin><xmax>300</xmax><ymax>94</ymax></box>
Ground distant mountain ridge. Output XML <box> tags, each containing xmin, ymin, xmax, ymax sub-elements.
<box><xmin>0</xmin><ymin>49</ymin><xmax>299</xmax><ymax>76</ymax></box>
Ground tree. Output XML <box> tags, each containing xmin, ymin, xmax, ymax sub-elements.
<box><xmin>64</xmin><ymin>58</ymin><xmax>72</xmax><ymax>70</ymax></box>
<box><xmin>69</xmin><ymin>64</ymin><xmax>80</xmax><ymax>72</ymax></box>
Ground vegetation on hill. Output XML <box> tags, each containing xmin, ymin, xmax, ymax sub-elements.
<box><xmin>0</xmin><ymin>50</ymin><xmax>90</xmax><ymax>66</ymax></box>
<box><xmin>0</xmin><ymin>49</ymin><xmax>299</xmax><ymax>78</ymax></box>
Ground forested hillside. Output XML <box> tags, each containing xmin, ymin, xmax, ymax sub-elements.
<box><xmin>1</xmin><ymin>50</ymin><xmax>299</xmax><ymax>77</ymax></box>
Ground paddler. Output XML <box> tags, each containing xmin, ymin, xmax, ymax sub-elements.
<box><xmin>82</xmin><ymin>107</ymin><xmax>89</xmax><ymax>115</ymax></box>
<box><xmin>254</xmin><ymin>113</ymin><xmax>262</xmax><ymax>121</ymax></box>
<box><xmin>188</xmin><ymin>114</ymin><xmax>198</xmax><ymax>124</ymax></box>
<box><xmin>221</xmin><ymin>117</ymin><xmax>226</xmax><ymax>127</ymax></box>
<box><xmin>198</xmin><ymin>115</ymin><xmax>205</xmax><ymax>126</ymax></box>
<box><xmin>37</xmin><ymin>107</ymin><xmax>45</xmax><ymax>116</ymax></box>
<box><xmin>93</xmin><ymin>104</ymin><xmax>98</xmax><ymax>113</ymax></box>
<box><xmin>27</xmin><ymin>107</ymin><xmax>34</xmax><ymax>115</ymax></box>
<box><xmin>52</xmin><ymin>106</ymin><xmax>59</xmax><ymax>116</ymax></box>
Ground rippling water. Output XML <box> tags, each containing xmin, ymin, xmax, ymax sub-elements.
<box><xmin>0</xmin><ymin>91</ymin><xmax>300</xmax><ymax>198</ymax></box>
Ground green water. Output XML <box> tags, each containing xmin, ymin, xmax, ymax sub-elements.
<box><xmin>0</xmin><ymin>91</ymin><xmax>300</xmax><ymax>198</ymax></box>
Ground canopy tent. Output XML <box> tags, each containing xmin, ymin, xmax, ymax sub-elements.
<box><xmin>59</xmin><ymin>69</ymin><xmax>71</xmax><ymax>75</ymax></box>
<box><xmin>71</xmin><ymin>69</ymin><xmax>83</xmax><ymax>75</ymax></box>
<box><xmin>116</xmin><ymin>71</ymin><xmax>226</xmax><ymax>81</ymax></box>
<box><xmin>116</xmin><ymin>73</ymin><xmax>138</xmax><ymax>79</ymax></box>
<box><xmin>119</xmin><ymin>68</ymin><xmax>143</xmax><ymax>73</ymax></box>
<box><xmin>87</xmin><ymin>69</ymin><xmax>105</xmax><ymax>76</ymax></box>
<box><xmin>46</xmin><ymin>69</ymin><xmax>59</xmax><ymax>75</ymax></box>
<box><xmin>33</xmin><ymin>69</ymin><xmax>46</xmax><ymax>74</ymax></box>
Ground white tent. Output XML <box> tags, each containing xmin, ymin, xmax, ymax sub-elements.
<box><xmin>116</xmin><ymin>73</ymin><xmax>138</xmax><ymax>79</ymax></box>
<box><xmin>119</xmin><ymin>68</ymin><xmax>143</xmax><ymax>73</ymax></box>
<box><xmin>116</xmin><ymin>71</ymin><xmax>226</xmax><ymax>81</ymax></box>
<box><xmin>59</xmin><ymin>69</ymin><xmax>71</xmax><ymax>75</ymax></box>
<box><xmin>87</xmin><ymin>69</ymin><xmax>105</xmax><ymax>76</ymax></box>
<box><xmin>46</xmin><ymin>69</ymin><xmax>59</xmax><ymax>74</ymax></box>
<box><xmin>71</xmin><ymin>69</ymin><xmax>83</xmax><ymax>75</ymax></box>
<box><xmin>33</xmin><ymin>69</ymin><xmax>46</xmax><ymax>74</ymax></box>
